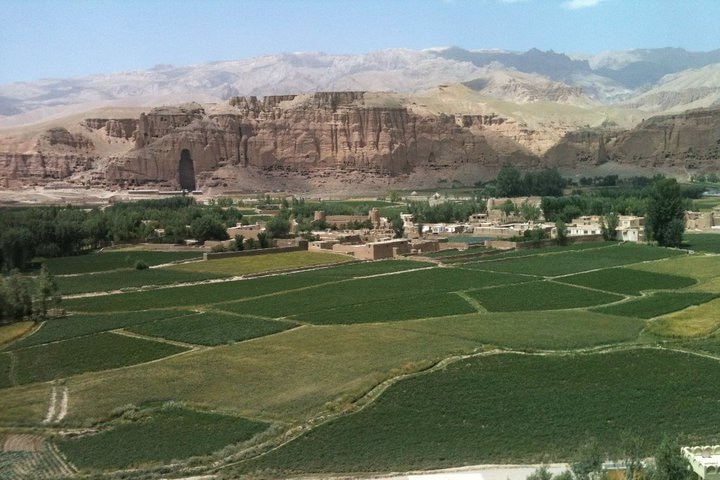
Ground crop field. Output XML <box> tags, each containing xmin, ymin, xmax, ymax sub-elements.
<box><xmin>592</xmin><ymin>291</ymin><xmax>718</xmax><ymax>319</ymax></box>
<box><xmin>168</xmin><ymin>251</ymin><xmax>353</xmax><ymax>276</ymax></box>
<box><xmin>41</xmin><ymin>251</ymin><xmax>202</xmax><ymax>275</ymax></box>
<box><xmin>127</xmin><ymin>311</ymin><xmax>297</xmax><ymax>345</ymax></box>
<box><xmin>221</xmin><ymin>268</ymin><xmax>526</xmax><ymax>321</ymax></box>
<box><xmin>12</xmin><ymin>333</ymin><xmax>188</xmax><ymax>384</ymax></box>
<box><xmin>395</xmin><ymin>311</ymin><xmax>644</xmax><ymax>350</ymax></box>
<box><xmin>467</xmin><ymin>243</ymin><xmax>683</xmax><ymax>277</ymax></box>
<box><xmin>1</xmin><ymin>242</ymin><xmax>719</xmax><ymax>478</ymax></box>
<box><xmin>646</xmin><ymin>298</ymin><xmax>720</xmax><ymax>337</ymax></box>
<box><xmin>467</xmin><ymin>280</ymin><xmax>623</xmax><ymax>312</ymax></box>
<box><xmin>56</xmin><ymin>268</ymin><xmax>227</xmax><ymax>295</ymax></box>
<box><xmin>63</xmin><ymin>260</ymin><xmax>433</xmax><ymax>312</ymax></box>
<box><xmin>56</xmin><ymin>406</ymin><xmax>268</xmax><ymax>470</ymax></box>
<box><xmin>297</xmin><ymin>292</ymin><xmax>477</xmax><ymax>324</ymax></box>
<box><xmin>556</xmin><ymin>268</ymin><xmax>696</xmax><ymax>295</ymax></box>
<box><xmin>683</xmin><ymin>233</ymin><xmax>720</xmax><ymax>253</ymax></box>
<box><xmin>6</xmin><ymin>310</ymin><xmax>195</xmax><ymax>349</ymax></box>
<box><xmin>238</xmin><ymin>350</ymin><xmax>720</xmax><ymax>475</ymax></box>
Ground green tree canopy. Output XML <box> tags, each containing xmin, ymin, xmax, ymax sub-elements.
<box><xmin>645</xmin><ymin>178</ymin><xmax>685</xmax><ymax>247</ymax></box>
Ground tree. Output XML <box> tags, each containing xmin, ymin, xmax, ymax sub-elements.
<box><xmin>190</xmin><ymin>216</ymin><xmax>229</xmax><ymax>243</ymax></box>
<box><xmin>520</xmin><ymin>202</ymin><xmax>542</xmax><ymax>221</ymax></box>
<box><xmin>388</xmin><ymin>213</ymin><xmax>404</xmax><ymax>238</ymax></box>
<box><xmin>620</xmin><ymin>431</ymin><xmax>646</xmax><ymax>480</ymax></box>
<box><xmin>257</xmin><ymin>231</ymin><xmax>271</xmax><ymax>248</ymax></box>
<box><xmin>555</xmin><ymin>219</ymin><xmax>567</xmax><ymax>245</ymax></box>
<box><xmin>526</xmin><ymin>466</ymin><xmax>553</xmax><ymax>480</ymax></box>
<box><xmin>650</xmin><ymin>437</ymin><xmax>692</xmax><ymax>480</ymax></box>
<box><xmin>265</xmin><ymin>217</ymin><xmax>291</xmax><ymax>238</ymax></box>
<box><xmin>34</xmin><ymin>264</ymin><xmax>60</xmax><ymax>320</ymax></box>
<box><xmin>233</xmin><ymin>234</ymin><xmax>245</xmax><ymax>251</ymax></box>
<box><xmin>496</xmin><ymin>164</ymin><xmax>524</xmax><ymax>197</ymax></box>
<box><xmin>571</xmin><ymin>437</ymin><xmax>604</xmax><ymax>480</ymax></box>
<box><xmin>645</xmin><ymin>178</ymin><xmax>685</xmax><ymax>247</ymax></box>
<box><xmin>498</xmin><ymin>199</ymin><xmax>516</xmax><ymax>217</ymax></box>
<box><xmin>601</xmin><ymin>212</ymin><xmax>619</xmax><ymax>241</ymax></box>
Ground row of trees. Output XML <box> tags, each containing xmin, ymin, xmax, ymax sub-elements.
<box><xmin>489</xmin><ymin>165</ymin><xmax>567</xmax><ymax>197</ymax></box>
<box><xmin>0</xmin><ymin>266</ymin><xmax>60</xmax><ymax>323</ymax></box>
<box><xmin>0</xmin><ymin>197</ymin><xmax>243</xmax><ymax>271</ymax></box>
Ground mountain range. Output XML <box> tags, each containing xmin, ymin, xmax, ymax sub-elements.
<box><xmin>3</xmin><ymin>46</ymin><xmax>720</xmax><ymax>128</ymax></box>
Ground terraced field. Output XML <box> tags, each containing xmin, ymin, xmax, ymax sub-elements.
<box><xmin>1</xmin><ymin>242</ymin><xmax>718</xmax><ymax>478</ymax></box>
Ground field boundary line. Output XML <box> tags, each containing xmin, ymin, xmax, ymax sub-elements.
<box><xmin>546</xmin><ymin>278</ymin><xmax>631</xmax><ymax>297</ymax></box>
<box><xmin>111</xmin><ymin>329</ymin><xmax>203</xmax><ymax>350</ymax></box>
<box><xmin>453</xmin><ymin>291</ymin><xmax>487</xmax><ymax>313</ymax></box>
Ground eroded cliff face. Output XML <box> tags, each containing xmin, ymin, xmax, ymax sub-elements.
<box><xmin>106</xmin><ymin>94</ymin><xmax>535</xmax><ymax>188</ymax></box>
<box><xmin>2</xmin><ymin>93</ymin><xmax>719</xmax><ymax>192</ymax></box>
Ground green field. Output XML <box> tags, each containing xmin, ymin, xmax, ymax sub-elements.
<box><xmin>239</xmin><ymin>349</ymin><xmax>720</xmax><ymax>475</ymax></box>
<box><xmin>56</xmin><ymin>406</ymin><xmax>268</xmax><ymax>470</ymax></box>
<box><xmin>6</xmin><ymin>310</ymin><xmax>195</xmax><ymax>350</ymax></box>
<box><xmin>12</xmin><ymin>333</ymin><xmax>188</xmax><ymax>384</ymax></box>
<box><xmin>221</xmin><ymin>268</ymin><xmax>525</xmax><ymax>321</ymax></box>
<box><xmin>56</xmin><ymin>268</ymin><xmax>227</xmax><ymax>295</ymax></box>
<box><xmin>593</xmin><ymin>292</ymin><xmax>718</xmax><ymax>319</ymax></box>
<box><xmin>127</xmin><ymin>311</ymin><xmax>297</xmax><ymax>345</ymax></box>
<box><xmin>0</xmin><ymin>240</ymin><xmax>717</xmax><ymax>477</ymax></box>
<box><xmin>467</xmin><ymin>280</ymin><xmax>623</xmax><ymax>312</ymax></box>
<box><xmin>169</xmin><ymin>251</ymin><xmax>353</xmax><ymax>276</ymax></box>
<box><xmin>64</xmin><ymin>260</ymin><xmax>433</xmax><ymax>312</ymax></box>
<box><xmin>683</xmin><ymin>233</ymin><xmax>720</xmax><ymax>253</ymax></box>
<box><xmin>467</xmin><ymin>243</ymin><xmax>683</xmax><ymax>277</ymax></box>
<box><xmin>556</xmin><ymin>268</ymin><xmax>696</xmax><ymax>295</ymax></box>
<box><xmin>41</xmin><ymin>251</ymin><xmax>202</xmax><ymax>275</ymax></box>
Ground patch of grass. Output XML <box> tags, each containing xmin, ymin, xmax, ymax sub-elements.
<box><xmin>467</xmin><ymin>281</ymin><xmax>623</xmax><ymax>312</ymax></box>
<box><xmin>169</xmin><ymin>251</ymin><xmax>353</xmax><ymax>276</ymax></box>
<box><xmin>56</xmin><ymin>269</ymin><xmax>226</xmax><ymax>295</ymax></box>
<box><xmin>678</xmin><ymin>334</ymin><xmax>720</xmax><ymax>356</ymax></box>
<box><xmin>13</xmin><ymin>333</ymin><xmax>188</xmax><ymax>385</ymax></box>
<box><xmin>41</xmin><ymin>251</ymin><xmax>202</xmax><ymax>275</ymax></box>
<box><xmin>468</xmin><ymin>243</ymin><xmax>683</xmax><ymax>277</ymax></box>
<box><xmin>56</xmin><ymin>406</ymin><xmax>268</xmax><ymax>470</ymax></box>
<box><xmin>646</xmin><ymin>298</ymin><xmax>720</xmax><ymax>337</ymax></box>
<box><xmin>0</xmin><ymin>323</ymin><xmax>484</xmax><ymax>426</ymax></box>
<box><xmin>629</xmin><ymin>255</ymin><xmax>720</xmax><ymax>283</ymax></box>
<box><xmin>0</xmin><ymin>353</ymin><xmax>11</xmax><ymax>388</ymax></box>
<box><xmin>7</xmin><ymin>310</ymin><xmax>194</xmax><ymax>350</ymax></box>
<box><xmin>683</xmin><ymin>233</ymin><xmax>720</xmax><ymax>254</ymax></box>
<box><xmin>396</xmin><ymin>311</ymin><xmax>644</xmax><ymax>350</ymax></box>
<box><xmin>299</xmin><ymin>293</ymin><xmax>477</xmax><ymax>325</ymax></box>
<box><xmin>127</xmin><ymin>312</ymin><xmax>296</xmax><ymax>345</ymax></box>
<box><xmin>592</xmin><ymin>292</ymin><xmax>718</xmax><ymax>319</ymax></box>
<box><xmin>556</xmin><ymin>268</ymin><xmax>696</xmax><ymax>295</ymax></box>
<box><xmin>238</xmin><ymin>350</ymin><xmax>720</xmax><ymax>474</ymax></box>
<box><xmin>222</xmin><ymin>268</ymin><xmax>525</xmax><ymax>320</ymax></box>
<box><xmin>0</xmin><ymin>321</ymin><xmax>35</xmax><ymax>348</ymax></box>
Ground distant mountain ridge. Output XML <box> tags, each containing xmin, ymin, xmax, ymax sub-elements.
<box><xmin>3</xmin><ymin>47</ymin><xmax>720</xmax><ymax>128</ymax></box>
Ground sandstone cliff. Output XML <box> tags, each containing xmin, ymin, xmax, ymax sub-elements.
<box><xmin>1</xmin><ymin>92</ymin><xmax>719</xmax><ymax>192</ymax></box>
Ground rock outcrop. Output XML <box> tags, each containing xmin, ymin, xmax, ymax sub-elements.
<box><xmin>106</xmin><ymin>93</ymin><xmax>535</xmax><ymax>188</ymax></box>
<box><xmin>2</xmin><ymin>92</ymin><xmax>720</xmax><ymax>192</ymax></box>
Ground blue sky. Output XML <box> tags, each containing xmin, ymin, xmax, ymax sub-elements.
<box><xmin>1</xmin><ymin>0</ymin><xmax>719</xmax><ymax>84</ymax></box>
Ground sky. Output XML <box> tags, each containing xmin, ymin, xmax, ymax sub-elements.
<box><xmin>1</xmin><ymin>0</ymin><xmax>719</xmax><ymax>84</ymax></box>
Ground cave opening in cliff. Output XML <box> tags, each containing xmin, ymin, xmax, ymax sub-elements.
<box><xmin>179</xmin><ymin>149</ymin><xmax>196</xmax><ymax>191</ymax></box>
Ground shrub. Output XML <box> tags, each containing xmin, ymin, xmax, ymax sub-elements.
<box><xmin>134</xmin><ymin>260</ymin><xmax>149</xmax><ymax>270</ymax></box>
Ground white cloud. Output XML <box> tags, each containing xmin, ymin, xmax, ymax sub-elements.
<box><xmin>562</xmin><ymin>0</ymin><xmax>605</xmax><ymax>9</ymax></box>
<box><xmin>497</xmin><ymin>0</ymin><xmax>530</xmax><ymax>3</ymax></box>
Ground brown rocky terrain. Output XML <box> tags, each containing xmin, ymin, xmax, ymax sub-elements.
<box><xmin>1</xmin><ymin>89</ymin><xmax>719</xmax><ymax>194</ymax></box>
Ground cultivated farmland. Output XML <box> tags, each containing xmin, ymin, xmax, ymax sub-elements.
<box><xmin>1</xmin><ymin>241</ymin><xmax>718</xmax><ymax>478</ymax></box>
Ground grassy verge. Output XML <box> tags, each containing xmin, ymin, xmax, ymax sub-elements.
<box><xmin>0</xmin><ymin>321</ymin><xmax>35</xmax><ymax>348</ymax></box>
<box><xmin>646</xmin><ymin>298</ymin><xmax>720</xmax><ymax>337</ymax></box>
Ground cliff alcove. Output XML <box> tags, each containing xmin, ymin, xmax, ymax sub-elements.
<box><xmin>179</xmin><ymin>149</ymin><xmax>196</xmax><ymax>190</ymax></box>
